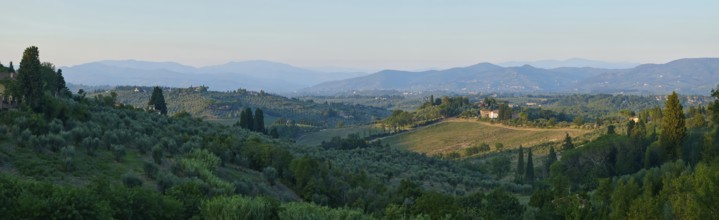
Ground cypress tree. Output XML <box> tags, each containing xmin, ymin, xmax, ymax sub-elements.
<box><xmin>607</xmin><ymin>125</ymin><xmax>616</xmax><ymax>135</ymax></box>
<box><xmin>17</xmin><ymin>46</ymin><xmax>43</xmax><ymax>111</ymax></box>
<box><xmin>269</xmin><ymin>127</ymin><xmax>280</xmax><ymax>139</ymax></box>
<box><xmin>516</xmin><ymin>145</ymin><xmax>525</xmax><ymax>182</ymax></box>
<box><xmin>239</xmin><ymin>107</ymin><xmax>254</xmax><ymax>131</ymax></box>
<box><xmin>239</xmin><ymin>109</ymin><xmax>249</xmax><ymax>130</ymax></box>
<box><xmin>704</xmin><ymin>86</ymin><xmax>719</xmax><ymax>161</ymax></box>
<box><xmin>562</xmin><ymin>133</ymin><xmax>574</xmax><ymax>150</ymax></box>
<box><xmin>525</xmin><ymin>148</ymin><xmax>534</xmax><ymax>183</ymax></box>
<box><xmin>626</xmin><ymin>120</ymin><xmax>635</xmax><ymax>137</ymax></box>
<box><xmin>55</xmin><ymin>69</ymin><xmax>68</xmax><ymax>97</ymax></box>
<box><xmin>148</xmin><ymin>87</ymin><xmax>167</xmax><ymax>115</ymax></box>
<box><xmin>545</xmin><ymin>146</ymin><xmax>557</xmax><ymax>174</ymax></box>
<box><xmin>254</xmin><ymin>108</ymin><xmax>265</xmax><ymax>133</ymax></box>
<box><xmin>8</xmin><ymin>61</ymin><xmax>15</xmax><ymax>73</ymax></box>
<box><xmin>661</xmin><ymin>91</ymin><xmax>685</xmax><ymax>161</ymax></box>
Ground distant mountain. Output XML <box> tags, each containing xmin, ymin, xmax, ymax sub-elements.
<box><xmin>499</xmin><ymin>58</ymin><xmax>640</xmax><ymax>69</ymax></box>
<box><xmin>62</xmin><ymin>60</ymin><xmax>368</xmax><ymax>93</ymax></box>
<box><xmin>306</xmin><ymin>58</ymin><xmax>719</xmax><ymax>95</ymax></box>
<box><xmin>576</xmin><ymin>58</ymin><xmax>719</xmax><ymax>94</ymax></box>
<box><xmin>306</xmin><ymin>63</ymin><xmax>576</xmax><ymax>93</ymax></box>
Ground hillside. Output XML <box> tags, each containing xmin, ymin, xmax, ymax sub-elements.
<box><xmin>382</xmin><ymin>119</ymin><xmax>591</xmax><ymax>155</ymax></box>
<box><xmin>306</xmin><ymin>58</ymin><xmax>719</xmax><ymax>95</ymax></box>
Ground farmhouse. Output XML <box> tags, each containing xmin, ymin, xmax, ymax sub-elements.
<box><xmin>479</xmin><ymin>109</ymin><xmax>499</xmax><ymax>119</ymax></box>
<box><xmin>0</xmin><ymin>71</ymin><xmax>17</xmax><ymax>110</ymax></box>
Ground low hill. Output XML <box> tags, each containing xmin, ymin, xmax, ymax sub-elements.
<box><xmin>381</xmin><ymin>119</ymin><xmax>591</xmax><ymax>155</ymax></box>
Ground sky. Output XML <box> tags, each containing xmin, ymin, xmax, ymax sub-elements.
<box><xmin>1</xmin><ymin>0</ymin><xmax>718</xmax><ymax>71</ymax></box>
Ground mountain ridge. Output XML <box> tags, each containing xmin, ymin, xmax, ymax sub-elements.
<box><xmin>306</xmin><ymin>58</ymin><xmax>719</xmax><ymax>95</ymax></box>
<box><xmin>62</xmin><ymin>60</ymin><xmax>368</xmax><ymax>93</ymax></box>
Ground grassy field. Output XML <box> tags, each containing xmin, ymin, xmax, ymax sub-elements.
<box><xmin>382</xmin><ymin>118</ymin><xmax>591</xmax><ymax>155</ymax></box>
<box><xmin>296</xmin><ymin>125</ymin><xmax>386</xmax><ymax>146</ymax></box>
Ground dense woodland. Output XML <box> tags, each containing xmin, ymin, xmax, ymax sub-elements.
<box><xmin>1</xmin><ymin>46</ymin><xmax>719</xmax><ymax>219</ymax></box>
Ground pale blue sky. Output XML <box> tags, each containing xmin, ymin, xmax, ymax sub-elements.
<box><xmin>1</xmin><ymin>0</ymin><xmax>717</xmax><ymax>70</ymax></box>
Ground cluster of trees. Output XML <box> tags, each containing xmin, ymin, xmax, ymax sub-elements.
<box><xmin>528</xmin><ymin>90</ymin><xmax>719</xmax><ymax>218</ymax></box>
<box><xmin>236</xmin><ymin>107</ymin><xmax>267</xmax><ymax>133</ymax></box>
<box><xmin>1</xmin><ymin>47</ymin><xmax>70</xmax><ymax>114</ymax></box>
<box><xmin>383</xmin><ymin>95</ymin><xmax>471</xmax><ymax>131</ymax></box>
<box><xmin>514</xmin><ymin>146</ymin><xmax>537</xmax><ymax>184</ymax></box>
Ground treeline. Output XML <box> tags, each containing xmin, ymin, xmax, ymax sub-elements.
<box><xmin>383</xmin><ymin>96</ymin><xmax>470</xmax><ymax>131</ymax></box>
<box><xmin>527</xmin><ymin>90</ymin><xmax>719</xmax><ymax>218</ymax></box>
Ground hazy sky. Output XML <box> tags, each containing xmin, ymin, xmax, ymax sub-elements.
<box><xmin>1</xmin><ymin>0</ymin><xmax>718</xmax><ymax>71</ymax></box>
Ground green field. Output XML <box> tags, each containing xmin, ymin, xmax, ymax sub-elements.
<box><xmin>382</xmin><ymin>119</ymin><xmax>591</xmax><ymax>155</ymax></box>
<box><xmin>296</xmin><ymin>125</ymin><xmax>386</xmax><ymax>146</ymax></box>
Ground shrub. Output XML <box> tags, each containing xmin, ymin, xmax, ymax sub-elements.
<box><xmin>143</xmin><ymin>161</ymin><xmax>159</xmax><ymax>179</ymax></box>
<box><xmin>262</xmin><ymin>167</ymin><xmax>278</xmax><ymax>185</ymax></box>
<box><xmin>60</xmin><ymin>146</ymin><xmax>76</xmax><ymax>171</ymax></box>
<box><xmin>152</xmin><ymin>145</ymin><xmax>163</xmax><ymax>164</ymax></box>
<box><xmin>111</xmin><ymin>144</ymin><xmax>126</xmax><ymax>162</ymax></box>
<box><xmin>122</xmin><ymin>172</ymin><xmax>143</xmax><ymax>188</ymax></box>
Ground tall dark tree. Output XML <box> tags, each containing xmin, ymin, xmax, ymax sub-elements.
<box><xmin>661</xmin><ymin>91</ymin><xmax>685</xmax><ymax>161</ymax></box>
<box><xmin>8</xmin><ymin>61</ymin><xmax>15</xmax><ymax>73</ymax></box>
<box><xmin>626</xmin><ymin>120</ymin><xmax>635</xmax><ymax>137</ymax></box>
<box><xmin>17</xmin><ymin>46</ymin><xmax>43</xmax><ymax>111</ymax></box>
<box><xmin>498</xmin><ymin>104</ymin><xmax>512</xmax><ymax>120</ymax></box>
<box><xmin>704</xmin><ymin>86</ymin><xmax>719</xmax><ymax>162</ymax></box>
<box><xmin>607</xmin><ymin>125</ymin><xmax>616</xmax><ymax>135</ymax></box>
<box><xmin>254</xmin><ymin>108</ymin><xmax>265</xmax><ymax>133</ymax></box>
<box><xmin>545</xmin><ymin>146</ymin><xmax>557</xmax><ymax>174</ymax></box>
<box><xmin>55</xmin><ymin>69</ymin><xmax>69</xmax><ymax>97</ymax></box>
<box><xmin>562</xmin><ymin>133</ymin><xmax>574</xmax><ymax>151</ymax></box>
<box><xmin>525</xmin><ymin>148</ymin><xmax>534</xmax><ymax>183</ymax></box>
<box><xmin>269</xmin><ymin>127</ymin><xmax>280</xmax><ymax>139</ymax></box>
<box><xmin>148</xmin><ymin>86</ymin><xmax>167</xmax><ymax>115</ymax></box>
<box><xmin>516</xmin><ymin>145</ymin><xmax>525</xmax><ymax>182</ymax></box>
<box><xmin>239</xmin><ymin>108</ymin><xmax>254</xmax><ymax>131</ymax></box>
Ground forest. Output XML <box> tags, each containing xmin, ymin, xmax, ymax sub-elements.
<box><xmin>1</xmin><ymin>46</ymin><xmax>718</xmax><ymax>219</ymax></box>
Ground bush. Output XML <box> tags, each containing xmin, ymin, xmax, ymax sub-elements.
<box><xmin>111</xmin><ymin>144</ymin><xmax>126</xmax><ymax>162</ymax></box>
<box><xmin>152</xmin><ymin>145</ymin><xmax>164</xmax><ymax>164</ymax></box>
<box><xmin>122</xmin><ymin>172</ymin><xmax>143</xmax><ymax>188</ymax></box>
<box><xmin>60</xmin><ymin>146</ymin><xmax>76</xmax><ymax>171</ymax></box>
<box><xmin>262</xmin><ymin>167</ymin><xmax>278</xmax><ymax>185</ymax></box>
<box><xmin>143</xmin><ymin>161</ymin><xmax>159</xmax><ymax>179</ymax></box>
